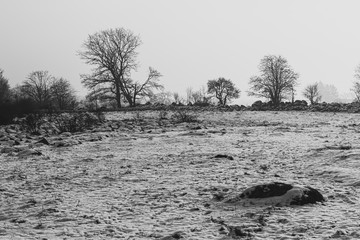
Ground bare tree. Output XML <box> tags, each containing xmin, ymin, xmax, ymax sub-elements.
<box><xmin>79</xmin><ymin>28</ymin><xmax>140</xmax><ymax>108</ymax></box>
<box><xmin>51</xmin><ymin>78</ymin><xmax>77</xmax><ymax>110</ymax></box>
<box><xmin>303</xmin><ymin>83</ymin><xmax>321</xmax><ymax>104</ymax></box>
<box><xmin>317</xmin><ymin>82</ymin><xmax>339</xmax><ymax>103</ymax></box>
<box><xmin>22</xmin><ymin>71</ymin><xmax>53</xmax><ymax>108</ymax></box>
<box><xmin>192</xmin><ymin>86</ymin><xmax>212</xmax><ymax>105</ymax></box>
<box><xmin>355</xmin><ymin>64</ymin><xmax>360</xmax><ymax>80</ymax></box>
<box><xmin>148</xmin><ymin>91</ymin><xmax>173</xmax><ymax>105</ymax></box>
<box><xmin>352</xmin><ymin>82</ymin><xmax>360</xmax><ymax>102</ymax></box>
<box><xmin>173</xmin><ymin>92</ymin><xmax>180</xmax><ymax>104</ymax></box>
<box><xmin>186</xmin><ymin>87</ymin><xmax>194</xmax><ymax>104</ymax></box>
<box><xmin>79</xmin><ymin>28</ymin><xmax>161</xmax><ymax>107</ymax></box>
<box><xmin>352</xmin><ymin>65</ymin><xmax>360</xmax><ymax>102</ymax></box>
<box><xmin>291</xmin><ymin>86</ymin><xmax>296</xmax><ymax>103</ymax></box>
<box><xmin>0</xmin><ymin>69</ymin><xmax>10</xmax><ymax>103</ymax></box>
<box><xmin>83</xmin><ymin>72</ymin><xmax>119</xmax><ymax>104</ymax></box>
<box><xmin>207</xmin><ymin>78</ymin><xmax>240</xmax><ymax>106</ymax></box>
<box><xmin>248</xmin><ymin>55</ymin><xmax>299</xmax><ymax>106</ymax></box>
<box><xmin>191</xmin><ymin>90</ymin><xmax>202</xmax><ymax>104</ymax></box>
<box><xmin>127</xmin><ymin>67</ymin><xmax>163</xmax><ymax>105</ymax></box>
<box><xmin>10</xmin><ymin>85</ymin><xmax>24</xmax><ymax>103</ymax></box>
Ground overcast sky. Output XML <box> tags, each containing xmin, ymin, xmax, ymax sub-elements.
<box><xmin>1</xmin><ymin>0</ymin><xmax>360</xmax><ymax>105</ymax></box>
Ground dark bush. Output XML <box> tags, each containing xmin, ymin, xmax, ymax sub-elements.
<box><xmin>293</xmin><ymin>100</ymin><xmax>308</xmax><ymax>106</ymax></box>
<box><xmin>0</xmin><ymin>99</ymin><xmax>38</xmax><ymax>125</ymax></box>
<box><xmin>251</xmin><ymin>100</ymin><xmax>263</xmax><ymax>108</ymax></box>
<box><xmin>20</xmin><ymin>113</ymin><xmax>46</xmax><ymax>134</ymax></box>
<box><xmin>50</xmin><ymin>112</ymin><xmax>103</xmax><ymax>133</ymax></box>
<box><xmin>0</xmin><ymin>103</ymin><xmax>15</xmax><ymax>125</ymax></box>
<box><xmin>172</xmin><ymin>110</ymin><xmax>199</xmax><ymax>123</ymax></box>
<box><xmin>93</xmin><ymin>110</ymin><xmax>106</xmax><ymax>122</ymax></box>
<box><xmin>158</xmin><ymin>110</ymin><xmax>168</xmax><ymax>120</ymax></box>
<box><xmin>193</xmin><ymin>101</ymin><xmax>212</xmax><ymax>107</ymax></box>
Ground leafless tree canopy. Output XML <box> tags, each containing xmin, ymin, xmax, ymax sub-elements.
<box><xmin>185</xmin><ymin>86</ymin><xmax>212</xmax><ymax>105</ymax></box>
<box><xmin>173</xmin><ymin>92</ymin><xmax>181</xmax><ymax>104</ymax></box>
<box><xmin>148</xmin><ymin>91</ymin><xmax>173</xmax><ymax>105</ymax></box>
<box><xmin>186</xmin><ymin>87</ymin><xmax>194</xmax><ymax>104</ymax></box>
<box><xmin>355</xmin><ymin>65</ymin><xmax>360</xmax><ymax>81</ymax></box>
<box><xmin>127</xmin><ymin>67</ymin><xmax>163</xmax><ymax>105</ymax></box>
<box><xmin>207</xmin><ymin>78</ymin><xmax>240</xmax><ymax>106</ymax></box>
<box><xmin>192</xmin><ymin>86</ymin><xmax>210</xmax><ymax>104</ymax></box>
<box><xmin>303</xmin><ymin>83</ymin><xmax>321</xmax><ymax>104</ymax></box>
<box><xmin>353</xmin><ymin>65</ymin><xmax>360</xmax><ymax>102</ymax></box>
<box><xmin>317</xmin><ymin>82</ymin><xmax>339</xmax><ymax>103</ymax></box>
<box><xmin>22</xmin><ymin>71</ymin><xmax>53</xmax><ymax>108</ymax></box>
<box><xmin>83</xmin><ymin>72</ymin><xmax>116</xmax><ymax>102</ymax></box>
<box><xmin>79</xmin><ymin>28</ymin><xmax>162</xmax><ymax>108</ymax></box>
<box><xmin>0</xmin><ymin>69</ymin><xmax>10</xmax><ymax>103</ymax></box>
<box><xmin>248</xmin><ymin>55</ymin><xmax>299</xmax><ymax>106</ymax></box>
<box><xmin>352</xmin><ymin>82</ymin><xmax>360</xmax><ymax>102</ymax></box>
<box><xmin>51</xmin><ymin>78</ymin><xmax>77</xmax><ymax>110</ymax></box>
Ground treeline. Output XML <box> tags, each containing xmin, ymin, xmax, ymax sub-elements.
<box><xmin>0</xmin><ymin>70</ymin><xmax>77</xmax><ymax>124</ymax></box>
<box><xmin>2</xmin><ymin>27</ymin><xmax>360</xmax><ymax>125</ymax></box>
<box><xmin>77</xmin><ymin>27</ymin><xmax>360</xmax><ymax>109</ymax></box>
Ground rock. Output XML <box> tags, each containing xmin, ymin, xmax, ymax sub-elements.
<box><xmin>331</xmin><ymin>230</ymin><xmax>347</xmax><ymax>238</ymax></box>
<box><xmin>5</xmin><ymin>128</ymin><xmax>17</xmax><ymax>134</ymax></box>
<box><xmin>17</xmin><ymin>149</ymin><xmax>42</xmax><ymax>157</ymax></box>
<box><xmin>37</xmin><ymin>137</ymin><xmax>50</xmax><ymax>145</ymax></box>
<box><xmin>25</xmin><ymin>135</ymin><xmax>34</xmax><ymax>140</ymax></box>
<box><xmin>0</xmin><ymin>130</ymin><xmax>6</xmax><ymax>137</ymax></box>
<box><xmin>0</xmin><ymin>135</ymin><xmax>9</xmax><ymax>141</ymax></box>
<box><xmin>60</xmin><ymin>132</ymin><xmax>72</xmax><ymax>137</ymax></box>
<box><xmin>1</xmin><ymin>147</ymin><xmax>16</xmax><ymax>154</ymax></box>
<box><xmin>226</xmin><ymin>225</ymin><xmax>252</xmax><ymax>238</ymax></box>
<box><xmin>213</xmin><ymin>192</ymin><xmax>226</xmax><ymax>201</ymax></box>
<box><xmin>225</xmin><ymin>182</ymin><xmax>324</xmax><ymax>206</ymax></box>
<box><xmin>53</xmin><ymin>139</ymin><xmax>79</xmax><ymax>147</ymax></box>
<box><xmin>88</xmin><ymin>135</ymin><xmax>102</xmax><ymax>142</ymax></box>
<box><xmin>10</xmin><ymin>218</ymin><xmax>27</xmax><ymax>224</ymax></box>
<box><xmin>213</xmin><ymin>154</ymin><xmax>234</xmax><ymax>160</ymax></box>
<box><xmin>240</xmin><ymin>182</ymin><xmax>293</xmax><ymax>198</ymax></box>
<box><xmin>160</xmin><ymin>231</ymin><xmax>185</xmax><ymax>240</ymax></box>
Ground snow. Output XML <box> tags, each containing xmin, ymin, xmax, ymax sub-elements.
<box><xmin>1</xmin><ymin>110</ymin><xmax>360</xmax><ymax>239</ymax></box>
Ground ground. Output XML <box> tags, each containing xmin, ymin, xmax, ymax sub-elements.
<box><xmin>1</xmin><ymin>111</ymin><xmax>360</xmax><ymax>239</ymax></box>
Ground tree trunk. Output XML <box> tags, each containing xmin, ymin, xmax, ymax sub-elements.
<box><xmin>119</xmin><ymin>79</ymin><xmax>134</xmax><ymax>106</ymax></box>
<box><xmin>218</xmin><ymin>97</ymin><xmax>223</xmax><ymax>106</ymax></box>
<box><xmin>272</xmin><ymin>93</ymin><xmax>280</xmax><ymax>106</ymax></box>
<box><xmin>115</xmin><ymin>80</ymin><xmax>122</xmax><ymax>109</ymax></box>
<box><xmin>132</xmin><ymin>93</ymin><xmax>136</xmax><ymax>107</ymax></box>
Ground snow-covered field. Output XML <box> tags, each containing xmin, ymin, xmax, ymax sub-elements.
<box><xmin>1</xmin><ymin>111</ymin><xmax>360</xmax><ymax>239</ymax></box>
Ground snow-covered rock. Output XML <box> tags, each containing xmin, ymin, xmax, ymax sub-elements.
<box><xmin>225</xmin><ymin>182</ymin><xmax>325</xmax><ymax>206</ymax></box>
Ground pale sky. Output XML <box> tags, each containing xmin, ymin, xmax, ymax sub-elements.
<box><xmin>1</xmin><ymin>0</ymin><xmax>360</xmax><ymax>105</ymax></box>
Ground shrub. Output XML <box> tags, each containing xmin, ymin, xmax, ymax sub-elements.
<box><xmin>50</xmin><ymin>112</ymin><xmax>102</xmax><ymax>133</ymax></box>
<box><xmin>172</xmin><ymin>110</ymin><xmax>199</xmax><ymax>123</ymax></box>
<box><xmin>158</xmin><ymin>110</ymin><xmax>168</xmax><ymax>120</ymax></box>
<box><xmin>93</xmin><ymin>110</ymin><xmax>106</xmax><ymax>122</ymax></box>
<box><xmin>20</xmin><ymin>113</ymin><xmax>46</xmax><ymax>134</ymax></box>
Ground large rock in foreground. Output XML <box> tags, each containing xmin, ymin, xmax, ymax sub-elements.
<box><xmin>225</xmin><ymin>182</ymin><xmax>325</xmax><ymax>206</ymax></box>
